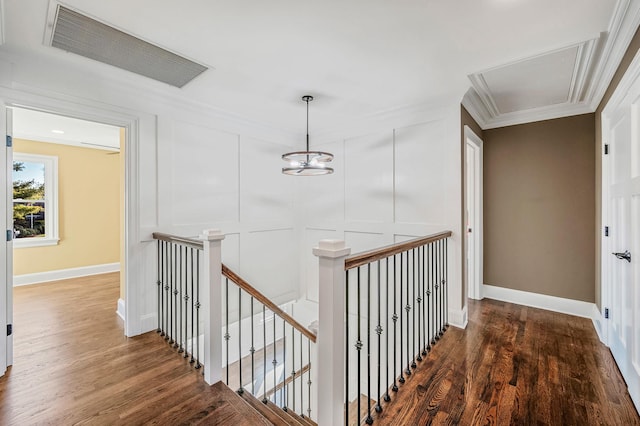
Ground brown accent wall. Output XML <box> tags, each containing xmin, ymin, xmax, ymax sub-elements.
<box><xmin>460</xmin><ymin>106</ymin><xmax>484</xmax><ymax>306</ymax></box>
<box><xmin>595</xmin><ymin>26</ymin><xmax>640</xmax><ymax>310</ymax></box>
<box><xmin>483</xmin><ymin>114</ymin><xmax>595</xmax><ymax>302</ymax></box>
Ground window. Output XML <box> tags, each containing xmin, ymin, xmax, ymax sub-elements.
<box><xmin>13</xmin><ymin>153</ymin><xmax>59</xmax><ymax>248</ymax></box>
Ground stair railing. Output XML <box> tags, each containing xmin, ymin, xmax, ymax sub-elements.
<box><xmin>153</xmin><ymin>230</ymin><xmax>317</xmax><ymax>421</ymax></box>
<box><xmin>314</xmin><ymin>231</ymin><xmax>452</xmax><ymax>425</ymax></box>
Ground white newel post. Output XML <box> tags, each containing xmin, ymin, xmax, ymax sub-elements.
<box><xmin>200</xmin><ymin>229</ymin><xmax>225</xmax><ymax>385</ymax></box>
<box><xmin>313</xmin><ymin>239</ymin><xmax>351</xmax><ymax>426</ymax></box>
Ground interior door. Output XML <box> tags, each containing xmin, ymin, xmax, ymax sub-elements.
<box><xmin>605</xmin><ymin>90</ymin><xmax>640</xmax><ymax>412</ymax></box>
<box><xmin>466</xmin><ymin>143</ymin><xmax>476</xmax><ymax>299</ymax></box>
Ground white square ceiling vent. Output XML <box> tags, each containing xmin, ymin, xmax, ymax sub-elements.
<box><xmin>48</xmin><ymin>5</ymin><xmax>207</xmax><ymax>88</ymax></box>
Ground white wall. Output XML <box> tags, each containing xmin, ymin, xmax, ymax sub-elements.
<box><xmin>0</xmin><ymin>50</ymin><xmax>300</xmax><ymax>335</ymax></box>
<box><xmin>0</xmin><ymin>48</ymin><xmax>465</xmax><ymax>336</ymax></box>
<box><xmin>296</xmin><ymin>107</ymin><xmax>465</xmax><ymax>326</ymax></box>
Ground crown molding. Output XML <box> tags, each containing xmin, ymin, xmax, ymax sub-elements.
<box><xmin>464</xmin><ymin>0</ymin><xmax>640</xmax><ymax>130</ymax></box>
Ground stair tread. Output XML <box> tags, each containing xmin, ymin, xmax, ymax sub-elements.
<box><xmin>239</xmin><ymin>389</ymin><xmax>311</xmax><ymax>425</ymax></box>
<box><xmin>207</xmin><ymin>382</ymin><xmax>273</xmax><ymax>425</ymax></box>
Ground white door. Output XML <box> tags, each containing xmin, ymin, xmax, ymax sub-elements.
<box><xmin>0</xmin><ymin>102</ymin><xmax>13</xmax><ymax>377</ymax></box>
<box><xmin>603</xmin><ymin>72</ymin><xmax>640</xmax><ymax>411</ymax></box>
<box><xmin>464</xmin><ymin>126</ymin><xmax>483</xmax><ymax>301</ymax></box>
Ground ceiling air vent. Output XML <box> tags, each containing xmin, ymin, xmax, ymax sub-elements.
<box><xmin>49</xmin><ymin>5</ymin><xmax>208</xmax><ymax>88</ymax></box>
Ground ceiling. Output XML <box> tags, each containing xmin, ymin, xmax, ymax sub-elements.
<box><xmin>1</xmin><ymin>0</ymin><xmax>638</xmax><ymax>133</ymax></box>
<box><xmin>12</xmin><ymin>107</ymin><xmax>121</xmax><ymax>151</ymax></box>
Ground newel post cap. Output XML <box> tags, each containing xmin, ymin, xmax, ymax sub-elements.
<box><xmin>312</xmin><ymin>239</ymin><xmax>351</xmax><ymax>258</ymax></box>
<box><xmin>200</xmin><ymin>229</ymin><xmax>225</xmax><ymax>241</ymax></box>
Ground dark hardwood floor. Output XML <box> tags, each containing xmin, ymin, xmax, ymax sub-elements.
<box><xmin>373</xmin><ymin>299</ymin><xmax>640</xmax><ymax>426</ymax></box>
<box><xmin>2</xmin><ymin>275</ymin><xmax>638</xmax><ymax>425</ymax></box>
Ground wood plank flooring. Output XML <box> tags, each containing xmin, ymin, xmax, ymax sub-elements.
<box><xmin>0</xmin><ymin>273</ymin><xmax>267</xmax><ymax>425</ymax></box>
<box><xmin>373</xmin><ymin>299</ymin><xmax>640</xmax><ymax>426</ymax></box>
<box><xmin>2</xmin><ymin>274</ymin><xmax>638</xmax><ymax>425</ymax></box>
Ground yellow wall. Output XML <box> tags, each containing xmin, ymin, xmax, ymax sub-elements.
<box><xmin>13</xmin><ymin>139</ymin><xmax>120</xmax><ymax>275</ymax></box>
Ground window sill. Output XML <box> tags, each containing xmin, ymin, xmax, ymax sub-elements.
<box><xmin>13</xmin><ymin>238</ymin><xmax>60</xmax><ymax>249</ymax></box>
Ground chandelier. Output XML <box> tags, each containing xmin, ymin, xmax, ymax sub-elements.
<box><xmin>282</xmin><ymin>95</ymin><xmax>334</xmax><ymax>175</ymax></box>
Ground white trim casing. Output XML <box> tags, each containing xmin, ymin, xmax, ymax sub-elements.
<box><xmin>483</xmin><ymin>283</ymin><xmax>599</xmax><ymax>320</ymax></box>
<box><xmin>13</xmin><ymin>262</ymin><xmax>119</xmax><ymax>286</ymax></box>
<box><xmin>464</xmin><ymin>126</ymin><xmax>483</xmax><ymax>301</ymax></box>
<box><xmin>116</xmin><ymin>298</ymin><xmax>126</xmax><ymax>321</ymax></box>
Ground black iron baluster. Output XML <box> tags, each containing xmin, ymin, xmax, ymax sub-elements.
<box><xmin>418</xmin><ymin>246</ymin><xmax>428</xmax><ymax>357</ymax></box>
<box><xmin>238</xmin><ymin>286</ymin><xmax>243</xmax><ymax>393</ymax></box>
<box><xmin>445</xmin><ymin>238</ymin><xmax>449</xmax><ymax>330</ymax></box>
<box><xmin>384</xmin><ymin>257</ymin><xmax>391</xmax><ymax>402</ymax></box>
<box><xmin>250</xmin><ymin>297</ymin><xmax>255</xmax><ymax>394</ymax></box>
<box><xmin>282</xmin><ymin>317</ymin><xmax>286</xmax><ymax>410</ymax></box>
<box><xmin>167</xmin><ymin>243</ymin><xmax>173</xmax><ymax>343</ymax></box>
<box><xmin>157</xmin><ymin>241</ymin><xmax>161</xmax><ymax>333</ymax></box>
<box><xmin>430</xmin><ymin>242</ymin><xmax>436</xmax><ymax>348</ymax></box>
<box><xmin>356</xmin><ymin>267</ymin><xmax>363</xmax><ymax>426</ymax></box>
<box><xmin>399</xmin><ymin>252</ymin><xmax>405</xmax><ymax>384</ymax></box>
<box><xmin>435</xmin><ymin>240</ymin><xmax>441</xmax><ymax>341</ymax></box>
<box><xmin>366</xmin><ymin>264</ymin><xmax>373</xmax><ymax>425</ymax></box>
<box><xmin>300</xmin><ymin>330</ymin><xmax>303</xmax><ymax>416</ymax></box>
<box><xmin>411</xmin><ymin>248</ymin><xmax>417</xmax><ymax>369</ymax></box>
<box><xmin>178</xmin><ymin>246</ymin><xmax>184</xmax><ymax>353</ymax></box>
<box><xmin>307</xmin><ymin>338</ymin><xmax>312</xmax><ymax>419</ymax></box>
<box><xmin>262</xmin><ymin>305</ymin><xmax>267</xmax><ymax>403</ymax></box>
<box><xmin>415</xmin><ymin>247</ymin><xmax>422</xmax><ymax>363</ymax></box>
<box><xmin>375</xmin><ymin>260</ymin><xmax>383</xmax><ymax>413</ymax></box>
<box><xmin>183</xmin><ymin>247</ymin><xmax>189</xmax><ymax>358</ymax></box>
<box><xmin>404</xmin><ymin>250</ymin><xmax>411</xmax><ymax>378</ymax></box>
<box><xmin>195</xmin><ymin>251</ymin><xmax>201</xmax><ymax>369</ymax></box>
<box><xmin>272</xmin><ymin>311</ymin><xmax>277</xmax><ymax>405</ymax></box>
<box><xmin>225</xmin><ymin>278</ymin><xmax>230</xmax><ymax>385</ymax></box>
<box><xmin>392</xmin><ymin>254</ymin><xmax>399</xmax><ymax>391</ymax></box>
<box><xmin>291</xmin><ymin>327</ymin><xmax>296</xmax><ymax>413</ymax></box>
<box><xmin>345</xmin><ymin>270</ymin><xmax>350</xmax><ymax>425</ymax></box>
<box><xmin>161</xmin><ymin>241</ymin><xmax>167</xmax><ymax>337</ymax></box>
<box><xmin>190</xmin><ymin>248</ymin><xmax>196</xmax><ymax>363</ymax></box>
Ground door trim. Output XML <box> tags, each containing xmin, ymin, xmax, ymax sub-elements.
<box><xmin>464</xmin><ymin>125</ymin><xmax>483</xmax><ymax>301</ymax></box>
<box><xmin>0</xmin><ymin>87</ymin><xmax>143</xmax><ymax>337</ymax></box>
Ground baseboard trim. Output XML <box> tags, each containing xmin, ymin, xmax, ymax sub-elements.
<box><xmin>482</xmin><ymin>284</ymin><xmax>596</xmax><ymax>319</ymax></box>
<box><xmin>591</xmin><ymin>304</ymin><xmax>605</xmax><ymax>343</ymax></box>
<box><xmin>448</xmin><ymin>305</ymin><xmax>468</xmax><ymax>329</ymax></box>
<box><xmin>13</xmin><ymin>263</ymin><xmax>120</xmax><ymax>286</ymax></box>
<box><xmin>116</xmin><ymin>298</ymin><xmax>126</xmax><ymax>321</ymax></box>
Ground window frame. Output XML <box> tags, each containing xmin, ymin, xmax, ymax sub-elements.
<box><xmin>13</xmin><ymin>152</ymin><xmax>59</xmax><ymax>248</ymax></box>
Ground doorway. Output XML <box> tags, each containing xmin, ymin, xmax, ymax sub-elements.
<box><xmin>464</xmin><ymin>126</ymin><xmax>483</xmax><ymax>300</ymax></box>
<box><xmin>0</xmin><ymin>97</ymin><xmax>137</xmax><ymax>377</ymax></box>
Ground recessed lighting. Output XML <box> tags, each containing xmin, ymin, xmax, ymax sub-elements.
<box><xmin>51</xmin><ymin>129</ymin><xmax>65</xmax><ymax>134</ymax></box>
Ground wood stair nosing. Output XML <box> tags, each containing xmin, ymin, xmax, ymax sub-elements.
<box><xmin>238</xmin><ymin>388</ymin><xmax>307</xmax><ymax>425</ymax></box>
<box><xmin>279</xmin><ymin>405</ymin><xmax>313</xmax><ymax>426</ymax></box>
<box><xmin>298</xmin><ymin>413</ymin><xmax>317</xmax><ymax>426</ymax></box>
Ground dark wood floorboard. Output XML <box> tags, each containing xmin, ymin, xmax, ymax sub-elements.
<box><xmin>373</xmin><ymin>299</ymin><xmax>640</xmax><ymax>426</ymax></box>
<box><xmin>0</xmin><ymin>273</ymin><xmax>267</xmax><ymax>426</ymax></box>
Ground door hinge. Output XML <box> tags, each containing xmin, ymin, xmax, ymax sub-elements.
<box><xmin>604</xmin><ymin>144</ymin><xmax>609</xmax><ymax>155</ymax></box>
<box><xmin>6</xmin><ymin>230</ymin><xmax>12</xmax><ymax>242</ymax></box>
<box><xmin>5</xmin><ymin>135</ymin><xmax>11</xmax><ymax>148</ymax></box>
<box><xmin>605</xmin><ymin>308</ymin><xmax>609</xmax><ymax>319</ymax></box>
<box><xmin>6</xmin><ymin>324</ymin><xmax>12</xmax><ymax>336</ymax></box>
<box><xmin>605</xmin><ymin>226</ymin><xmax>609</xmax><ymax>237</ymax></box>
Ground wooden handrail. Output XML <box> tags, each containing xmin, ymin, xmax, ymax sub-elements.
<box><xmin>344</xmin><ymin>230</ymin><xmax>452</xmax><ymax>270</ymax></box>
<box><xmin>152</xmin><ymin>232</ymin><xmax>204</xmax><ymax>250</ymax></box>
<box><xmin>222</xmin><ymin>264</ymin><xmax>317</xmax><ymax>343</ymax></box>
